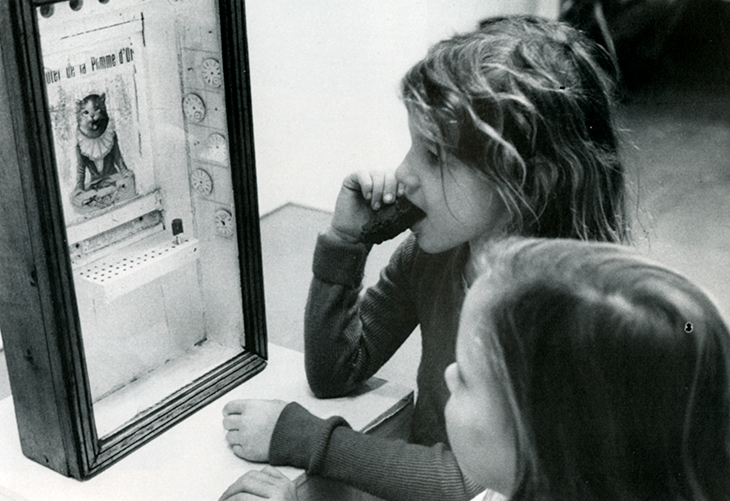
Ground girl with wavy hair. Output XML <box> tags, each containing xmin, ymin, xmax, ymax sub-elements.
<box><xmin>221</xmin><ymin>15</ymin><xmax>632</xmax><ymax>501</ymax></box>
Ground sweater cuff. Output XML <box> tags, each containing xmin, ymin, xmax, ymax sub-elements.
<box><xmin>269</xmin><ymin>402</ymin><xmax>351</xmax><ymax>475</ymax></box>
<box><xmin>312</xmin><ymin>232</ymin><xmax>371</xmax><ymax>288</ymax></box>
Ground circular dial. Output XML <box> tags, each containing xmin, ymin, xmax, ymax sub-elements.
<box><xmin>201</xmin><ymin>58</ymin><xmax>222</xmax><ymax>88</ymax></box>
<box><xmin>190</xmin><ymin>168</ymin><xmax>213</xmax><ymax>196</ymax></box>
<box><xmin>214</xmin><ymin>209</ymin><xmax>234</xmax><ymax>237</ymax></box>
<box><xmin>206</xmin><ymin>133</ymin><xmax>229</xmax><ymax>164</ymax></box>
<box><xmin>182</xmin><ymin>93</ymin><xmax>206</xmax><ymax>123</ymax></box>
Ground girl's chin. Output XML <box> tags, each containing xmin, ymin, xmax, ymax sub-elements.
<box><xmin>414</xmin><ymin>234</ymin><xmax>429</xmax><ymax>252</ymax></box>
<box><xmin>415</xmin><ymin>231</ymin><xmax>467</xmax><ymax>254</ymax></box>
<box><xmin>414</xmin><ymin>234</ymin><xmax>446</xmax><ymax>254</ymax></box>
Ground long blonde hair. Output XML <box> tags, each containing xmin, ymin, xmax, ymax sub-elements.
<box><xmin>401</xmin><ymin>16</ymin><xmax>628</xmax><ymax>243</ymax></box>
<box><xmin>470</xmin><ymin>237</ymin><xmax>730</xmax><ymax>500</ymax></box>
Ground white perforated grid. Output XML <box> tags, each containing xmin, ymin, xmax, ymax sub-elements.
<box><xmin>78</xmin><ymin>241</ymin><xmax>179</xmax><ymax>285</ymax></box>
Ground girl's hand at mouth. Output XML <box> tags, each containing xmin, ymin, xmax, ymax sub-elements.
<box><xmin>328</xmin><ymin>170</ymin><xmax>404</xmax><ymax>244</ymax></box>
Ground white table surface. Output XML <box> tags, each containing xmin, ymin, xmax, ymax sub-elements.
<box><xmin>0</xmin><ymin>344</ymin><xmax>412</xmax><ymax>501</ymax></box>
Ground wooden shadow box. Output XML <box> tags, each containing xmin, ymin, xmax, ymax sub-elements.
<box><xmin>0</xmin><ymin>0</ymin><xmax>267</xmax><ymax>479</ymax></box>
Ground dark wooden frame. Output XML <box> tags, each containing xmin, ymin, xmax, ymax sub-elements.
<box><xmin>0</xmin><ymin>0</ymin><xmax>267</xmax><ymax>480</ymax></box>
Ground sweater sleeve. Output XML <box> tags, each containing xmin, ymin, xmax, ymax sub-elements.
<box><xmin>270</xmin><ymin>402</ymin><xmax>485</xmax><ymax>501</ymax></box>
<box><xmin>304</xmin><ymin>233</ymin><xmax>420</xmax><ymax>398</ymax></box>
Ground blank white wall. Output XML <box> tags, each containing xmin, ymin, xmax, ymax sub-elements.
<box><xmin>245</xmin><ymin>1</ymin><xmax>559</xmax><ymax>215</ymax></box>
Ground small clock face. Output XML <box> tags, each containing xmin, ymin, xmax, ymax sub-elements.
<box><xmin>191</xmin><ymin>168</ymin><xmax>213</xmax><ymax>196</ymax></box>
<box><xmin>182</xmin><ymin>93</ymin><xmax>206</xmax><ymax>123</ymax></box>
<box><xmin>214</xmin><ymin>209</ymin><xmax>234</xmax><ymax>237</ymax></box>
<box><xmin>206</xmin><ymin>133</ymin><xmax>229</xmax><ymax>164</ymax></box>
<box><xmin>201</xmin><ymin>58</ymin><xmax>222</xmax><ymax>88</ymax></box>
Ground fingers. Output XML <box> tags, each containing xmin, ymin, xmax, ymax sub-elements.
<box><xmin>223</xmin><ymin>400</ymin><xmax>247</xmax><ymax>416</ymax></box>
<box><xmin>225</xmin><ymin>429</ymin><xmax>259</xmax><ymax>461</ymax></box>
<box><xmin>260</xmin><ymin>465</ymin><xmax>287</xmax><ymax>478</ymax></box>
<box><xmin>223</xmin><ymin>414</ymin><xmax>242</xmax><ymax>431</ymax></box>
<box><xmin>219</xmin><ymin>468</ymin><xmax>297</xmax><ymax>501</ymax></box>
<box><xmin>223</xmin><ymin>415</ymin><xmax>257</xmax><ymax>460</ymax></box>
<box><xmin>221</xmin><ymin>399</ymin><xmax>288</xmax><ymax>463</ymax></box>
<box><xmin>348</xmin><ymin>170</ymin><xmax>399</xmax><ymax>210</ymax></box>
<box><xmin>331</xmin><ymin>169</ymin><xmax>402</xmax><ymax>242</ymax></box>
<box><xmin>381</xmin><ymin>173</ymin><xmax>399</xmax><ymax>207</ymax></box>
<box><xmin>348</xmin><ymin>170</ymin><xmax>373</xmax><ymax>202</ymax></box>
<box><xmin>219</xmin><ymin>471</ymin><xmax>270</xmax><ymax>500</ymax></box>
<box><xmin>365</xmin><ymin>171</ymin><xmax>385</xmax><ymax>209</ymax></box>
<box><xmin>230</xmin><ymin>444</ymin><xmax>246</xmax><ymax>460</ymax></box>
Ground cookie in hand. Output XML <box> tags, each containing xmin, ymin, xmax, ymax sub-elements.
<box><xmin>360</xmin><ymin>197</ymin><xmax>425</xmax><ymax>244</ymax></box>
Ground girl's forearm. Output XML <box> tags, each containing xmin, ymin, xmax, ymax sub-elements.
<box><xmin>270</xmin><ymin>402</ymin><xmax>484</xmax><ymax>501</ymax></box>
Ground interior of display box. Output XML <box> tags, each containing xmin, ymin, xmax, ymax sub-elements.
<box><xmin>38</xmin><ymin>0</ymin><xmax>249</xmax><ymax>437</ymax></box>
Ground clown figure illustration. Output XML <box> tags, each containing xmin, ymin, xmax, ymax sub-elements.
<box><xmin>72</xmin><ymin>92</ymin><xmax>136</xmax><ymax>212</ymax></box>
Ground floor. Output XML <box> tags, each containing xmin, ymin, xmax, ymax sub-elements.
<box><xmin>2</xmin><ymin>1</ymin><xmax>730</xmax><ymax>402</ymax></box>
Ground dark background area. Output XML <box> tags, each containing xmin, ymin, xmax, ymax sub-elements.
<box><xmin>580</xmin><ymin>0</ymin><xmax>730</xmax><ymax>322</ymax></box>
<box><xmin>561</xmin><ymin>0</ymin><xmax>730</xmax><ymax>92</ymax></box>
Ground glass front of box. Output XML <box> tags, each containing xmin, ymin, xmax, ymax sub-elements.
<box><xmin>37</xmin><ymin>0</ymin><xmax>248</xmax><ymax>437</ymax></box>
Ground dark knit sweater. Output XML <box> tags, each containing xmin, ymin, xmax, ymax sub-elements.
<box><xmin>269</xmin><ymin>233</ymin><xmax>484</xmax><ymax>501</ymax></box>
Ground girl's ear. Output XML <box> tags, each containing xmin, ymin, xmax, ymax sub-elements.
<box><xmin>99</xmin><ymin>93</ymin><xmax>107</xmax><ymax>106</ymax></box>
<box><xmin>75</xmin><ymin>99</ymin><xmax>82</xmax><ymax>112</ymax></box>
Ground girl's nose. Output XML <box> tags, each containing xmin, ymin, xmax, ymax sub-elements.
<box><xmin>395</xmin><ymin>150</ymin><xmax>418</xmax><ymax>190</ymax></box>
